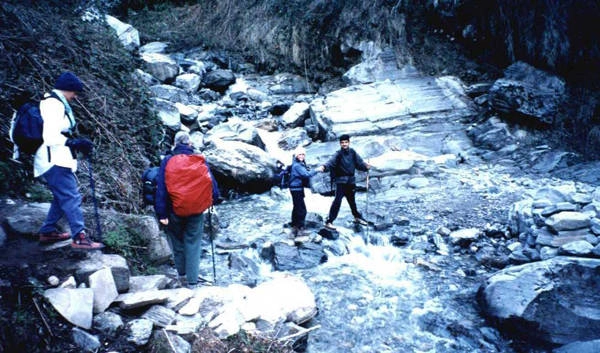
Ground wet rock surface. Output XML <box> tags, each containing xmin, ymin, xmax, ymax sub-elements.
<box><xmin>2</xmin><ymin>14</ymin><xmax>600</xmax><ymax>353</ymax></box>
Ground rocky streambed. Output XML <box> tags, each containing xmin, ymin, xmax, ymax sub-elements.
<box><xmin>1</xmin><ymin>13</ymin><xmax>599</xmax><ymax>353</ymax></box>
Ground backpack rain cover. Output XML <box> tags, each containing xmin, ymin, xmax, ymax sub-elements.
<box><xmin>165</xmin><ymin>154</ymin><xmax>213</xmax><ymax>216</ymax></box>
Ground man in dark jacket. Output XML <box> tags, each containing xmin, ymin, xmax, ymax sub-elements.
<box><xmin>155</xmin><ymin>131</ymin><xmax>220</xmax><ymax>288</ymax></box>
<box><xmin>318</xmin><ymin>134</ymin><xmax>370</xmax><ymax>230</ymax></box>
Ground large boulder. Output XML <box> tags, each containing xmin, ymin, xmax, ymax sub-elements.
<box><xmin>478</xmin><ymin>257</ymin><xmax>600</xmax><ymax>346</ymax></box>
<box><xmin>554</xmin><ymin>340</ymin><xmax>600</xmax><ymax>353</ymax></box>
<box><xmin>203</xmin><ymin>69</ymin><xmax>236</xmax><ymax>93</ymax></box>
<box><xmin>277</xmin><ymin>128</ymin><xmax>311</xmax><ymax>152</ymax></box>
<box><xmin>139</xmin><ymin>41</ymin><xmax>169</xmax><ymax>54</ymax></box>
<box><xmin>204</xmin><ymin>117</ymin><xmax>266</xmax><ymax>150</ymax></box>
<box><xmin>44</xmin><ymin>288</ymin><xmax>94</xmax><ymax>329</ymax></box>
<box><xmin>141</xmin><ymin>53</ymin><xmax>180</xmax><ymax>83</ymax></box>
<box><xmin>174</xmin><ymin>73</ymin><xmax>202</xmax><ymax>93</ymax></box>
<box><xmin>115</xmin><ymin>213</ymin><xmax>172</xmax><ymax>264</ymax></box>
<box><xmin>104</xmin><ymin>15</ymin><xmax>139</xmax><ymax>51</ymax></box>
<box><xmin>203</xmin><ymin>139</ymin><xmax>278</xmax><ymax>193</ymax></box>
<box><xmin>149</xmin><ymin>84</ymin><xmax>189</xmax><ymax>105</ymax></box>
<box><xmin>343</xmin><ymin>46</ymin><xmax>417</xmax><ymax>85</ymax></box>
<box><xmin>268</xmin><ymin>241</ymin><xmax>327</xmax><ymax>271</ymax></box>
<box><xmin>3</xmin><ymin>203</ymin><xmax>61</xmax><ymax>237</ymax></box>
<box><xmin>76</xmin><ymin>253</ymin><xmax>131</xmax><ymax>293</ymax></box>
<box><xmin>281</xmin><ymin>102</ymin><xmax>310</xmax><ymax>128</ymax></box>
<box><xmin>309</xmin><ymin>77</ymin><xmax>475</xmax><ymax>141</ymax></box>
<box><xmin>488</xmin><ymin>62</ymin><xmax>566</xmax><ymax>125</ymax></box>
<box><xmin>150</xmin><ymin>98</ymin><xmax>181</xmax><ymax>131</ymax></box>
<box><xmin>268</xmin><ymin>73</ymin><xmax>311</xmax><ymax>95</ymax></box>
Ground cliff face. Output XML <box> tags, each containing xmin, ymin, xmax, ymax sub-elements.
<box><xmin>425</xmin><ymin>0</ymin><xmax>599</xmax><ymax>86</ymax></box>
<box><xmin>128</xmin><ymin>0</ymin><xmax>598</xmax><ymax>86</ymax></box>
<box><xmin>128</xmin><ymin>0</ymin><xmax>416</xmax><ymax>80</ymax></box>
<box><xmin>129</xmin><ymin>0</ymin><xmax>598</xmax><ymax>157</ymax></box>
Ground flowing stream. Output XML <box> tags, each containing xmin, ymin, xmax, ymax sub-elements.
<box><xmin>194</xmin><ymin>78</ymin><xmax>527</xmax><ymax>353</ymax></box>
<box><xmin>206</xmin><ymin>183</ymin><xmax>517</xmax><ymax>353</ymax></box>
<box><xmin>302</xmin><ymin>237</ymin><xmax>497</xmax><ymax>353</ymax></box>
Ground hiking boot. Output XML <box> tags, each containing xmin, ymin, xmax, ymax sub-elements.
<box><xmin>296</xmin><ymin>227</ymin><xmax>309</xmax><ymax>237</ymax></box>
<box><xmin>325</xmin><ymin>222</ymin><xmax>337</xmax><ymax>230</ymax></box>
<box><xmin>355</xmin><ymin>217</ymin><xmax>368</xmax><ymax>226</ymax></box>
<box><xmin>39</xmin><ymin>231</ymin><xmax>70</xmax><ymax>243</ymax></box>
<box><xmin>71</xmin><ymin>231</ymin><xmax>104</xmax><ymax>250</ymax></box>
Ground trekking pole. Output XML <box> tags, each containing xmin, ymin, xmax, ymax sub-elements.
<box><xmin>208</xmin><ymin>207</ymin><xmax>217</xmax><ymax>284</ymax></box>
<box><xmin>86</xmin><ymin>155</ymin><xmax>103</xmax><ymax>241</ymax></box>
<box><xmin>365</xmin><ymin>167</ymin><xmax>370</xmax><ymax>245</ymax></box>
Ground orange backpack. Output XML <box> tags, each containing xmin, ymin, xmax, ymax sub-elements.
<box><xmin>165</xmin><ymin>154</ymin><xmax>213</xmax><ymax>216</ymax></box>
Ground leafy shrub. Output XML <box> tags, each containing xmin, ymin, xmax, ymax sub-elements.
<box><xmin>0</xmin><ymin>161</ymin><xmax>22</xmax><ymax>196</ymax></box>
<box><xmin>103</xmin><ymin>226</ymin><xmax>150</xmax><ymax>274</ymax></box>
<box><xmin>24</xmin><ymin>183</ymin><xmax>52</xmax><ymax>203</ymax></box>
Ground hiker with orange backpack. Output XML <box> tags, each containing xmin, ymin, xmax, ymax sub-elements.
<box><xmin>155</xmin><ymin>131</ymin><xmax>220</xmax><ymax>288</ymax></box>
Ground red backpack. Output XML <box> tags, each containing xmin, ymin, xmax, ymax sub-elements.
<box><xmin>165</xmin><ymin>154</ymin><xmax>213</xmax><ymax>216</ymax></box>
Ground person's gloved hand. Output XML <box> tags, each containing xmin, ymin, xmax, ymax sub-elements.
<box><xmin>66</xmin><ymin>138</ymin><xmax>93</xmax><ymax>156</ymax></box>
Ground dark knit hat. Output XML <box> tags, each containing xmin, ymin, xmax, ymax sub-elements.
<box><xmin>54</xmin><ymin>72</ymin><xmax>84</xmax><ymax>92</ymax></box>
<box><xmin>339</xmin><ymin>134</ymin><xmax>350</xmax><ymax>142</ymax></box>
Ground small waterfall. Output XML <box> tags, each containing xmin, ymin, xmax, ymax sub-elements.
<box><xmin>302</xmin><ymin>229</ymin><xmax>501</xmax><ymax>353</ymax></box>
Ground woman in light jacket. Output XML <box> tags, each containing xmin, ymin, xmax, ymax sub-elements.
<box><xmin>288</xmin><ymin>146</ymin><xmax>319</xmax><ymax>237</ymax></box>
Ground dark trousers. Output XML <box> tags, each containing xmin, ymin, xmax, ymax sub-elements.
<box><xmin>165</xmin><ymin>212</ymin><xmax>204</xmax><ymax>285</ymax></box>
<box><xmin>39</xmin><ymin>166</ymin><xmax>85</xmax><ymax>238</ymax></box>
<box><xmin>327</xmin><ymin>183</ymin><xmax>362</xmax><ymax>223</ymax></box>
<box><xmin>290</xmin><ymin>189</ymin><xmax>307</xmax><ymax>228</ymax></box>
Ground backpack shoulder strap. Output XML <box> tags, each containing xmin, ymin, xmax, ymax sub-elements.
<box><xmin>43</xmin><ymin>91</ymin><xmax>63</xmax><ymax>104</ymax></box>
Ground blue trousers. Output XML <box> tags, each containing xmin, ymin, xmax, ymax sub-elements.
<box><xmin>327</xmin><ymin>183</ymin><xmax>362</xmax><ymax>223</ymax></box>
<box><xmin>39</xmin><ymin>166</ymin><xmax>85</xmax><ymax>238</ymax></box>
<box><xmin>290</xmin><ymin>189</ymin><xmax>307</xmax><ymax>228</ymax></box>
<box><xmin>165</xmin><ymin>212</ymin><xmax>204</xmax><ymax>285</ymax></box>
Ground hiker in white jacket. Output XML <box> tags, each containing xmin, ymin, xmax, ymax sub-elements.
<box><xmin>35</xmin><ymin>72</ymin><xmax>103</xmax><ymax>250</ymax></box>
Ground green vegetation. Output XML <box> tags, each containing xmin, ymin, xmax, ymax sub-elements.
<box><xmin>0</xmin><ymin>1</ymin><xmax>165</xmax><ymax>213</ymax></box>
<box><xmin>102</xmin><ymin>225</ymin><xmax>151</xmax><ymax>275</ymax></box>
<box><xmin>1</xmin><ymin>289</ymin><xmax>58</xmax><ymax>353</ymax></box>
<box><xmin>190</xmin><ymin>328</ymin><xmax>296</xmax><ymax>353</ymax></box>
<box><xmin>0</xmin><ymin>161</ymin><xmax>22</xmax><ymax>197</ymax></box>
<box><xmin>12</xmin><ymin>305</ymin><xmax>38</xmax><ymax>340</ymax></box>
<box><xmin>24</xmin><ymin>183</ymin><xmax>53</xmax><ymax>203</ymax></box>
<box><xmin>553</xmin><ymin>86</ymin><xmax>600</xmax><ymax>158</ymax></box>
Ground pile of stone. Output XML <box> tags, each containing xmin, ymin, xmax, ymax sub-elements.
<box><xmin>43</xmin><ymin>252</ymin><xmax>317</xmax><ymax>352</ymax></box>
<box><xmin>1</xmin><ymin>203</ymin><xmax>318</xmax><ymax>352</ymax></box>
<box><xmin>508</xmin><ymin>186</ymin><xmax>600</xmax><ymax>261</ymax></box>
<box><xmin>480</xmin><ymin>186</ymin><xmax>600</xmax><ymax>351</ymax></box>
